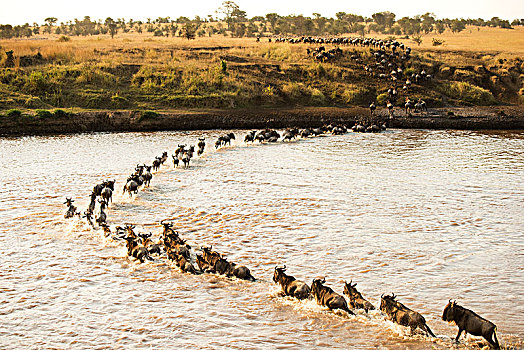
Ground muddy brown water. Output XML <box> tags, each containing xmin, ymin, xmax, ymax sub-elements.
<box><xmin>1</xmin><ymin>129</ymin><xmax>523</xmax><ymax>349</ymax></box>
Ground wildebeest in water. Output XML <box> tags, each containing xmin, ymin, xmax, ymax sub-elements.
<box><xmin>311</xmin><ymin>278</ymin><xmax>354</xmax><ymax>315</ymax></box>
<box><xmin>273</xmin><ymin>265</ymin><xmax>310</xmax><ymax>300</ymax></box>
<box><xmin>380</xmin><ymin>293</ymin><xmax>435</xmax><ymax>337</ymax></box>
<box><xmin>442</xmin><ymin>300</ymin><xmax>499</xmax><ymax>349</ymax></box>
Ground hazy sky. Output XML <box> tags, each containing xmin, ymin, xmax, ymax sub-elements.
<box><xmin>2</xmin><ymin>0</ymin><xmax>524</xmax><ymax>25</ymax></box>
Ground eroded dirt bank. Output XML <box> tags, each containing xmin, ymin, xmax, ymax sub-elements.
<box><xmin>1</xmin><ymin>106</ymin><xmax>523</xmax><ymax>136</ymax></box>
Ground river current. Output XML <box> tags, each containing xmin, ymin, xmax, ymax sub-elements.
<box><xmin>0</xmin><ymin>129</ymin><xmax>523</xmax><ymax>349</ymax></box>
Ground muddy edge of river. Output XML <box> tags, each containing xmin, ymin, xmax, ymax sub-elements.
<box><xmin>1</xmin><ymin>106</ymin><xmax>524</xmax><ymax>135</ymax></box>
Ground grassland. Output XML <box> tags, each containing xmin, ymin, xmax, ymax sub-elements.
<box><xmin>0</xmin><ymin>26</ymin><xmax>523</xmax><ymax>117</ymax></box>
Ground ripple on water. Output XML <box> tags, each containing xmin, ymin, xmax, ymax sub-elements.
<box><xmin>0</xmin><ymin>129</ymin><xmax>523</xmax><ymax>349</ymax></box>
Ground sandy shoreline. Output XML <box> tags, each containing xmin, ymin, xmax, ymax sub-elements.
<box><xmin>1</xmin><ymin>106</ymin><xmax>523</xmax><ymax>136</ymax></box>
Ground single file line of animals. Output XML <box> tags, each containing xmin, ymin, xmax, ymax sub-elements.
<box><xmin>62</xmin><ymin>127</ymin><xmax>501</xmax><ymax>349</ymax></box>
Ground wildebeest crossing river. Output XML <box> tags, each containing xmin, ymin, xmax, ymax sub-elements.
<box><xmin>0</xmin><ymin>129</ymin><xmax>523</xmax><ymax>349</ymax></box>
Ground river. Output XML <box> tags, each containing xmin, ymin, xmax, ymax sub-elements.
<box><xmin>1</xmin><ymin>129</ymin><xmax>523</xmax><ymax>349</ymax></box>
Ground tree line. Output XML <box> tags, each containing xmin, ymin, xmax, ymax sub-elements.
<box><xmin>0</xmin><ymin>1</ymin><xmax>522</xmax><ymax>39</ymax></box>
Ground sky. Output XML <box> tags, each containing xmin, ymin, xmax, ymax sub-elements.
<box><xmin>2</xmin><ymin>0</ymin><xmax>524</xmax><ymax>25</ymax></box>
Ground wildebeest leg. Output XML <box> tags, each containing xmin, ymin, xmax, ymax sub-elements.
<box><xmin>487</xmin><ymin>330</ymin><xmax>500</xmax><ymax>349</ymax></box>
<box><xmin>455</xmin><ymin>329</ymin><xmax>463</xmax><ymax>343</ymax></box>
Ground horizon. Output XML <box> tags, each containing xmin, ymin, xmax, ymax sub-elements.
<box><xmin>2</xmin><ymin>0</ymin><xmax>524</xmax><ymax>26</ymax></box>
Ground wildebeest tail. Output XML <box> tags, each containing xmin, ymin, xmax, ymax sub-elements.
<box><xmin>425</xmin><ymin>324</ymin><xmax>436</xmax><ymax>337</ymax></box>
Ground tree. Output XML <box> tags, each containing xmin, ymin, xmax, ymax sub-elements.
<box><xmin>266</xmin><ymin>13</ymin><xmax>280</xmax><ymax>32</ymax></box>
<box><xmin>105</xmin><ymin>17</ymin><xmax>118</xmax><ymax>38</ymax></box>
<box><xmin>44</xmin><ymin>17</ymin><xmax>57</xmax><ymax>34</ymax></box>
<box><xmin>183</xmin><ymin>22</ymin><xmax>196</xmax><ymax>40</ymax></box>
<box><xmin>450</xmin><ymin>19</ymin><xmax>465</xmax><ymax>33</ymax></box>
<box><xmin>218</xmin><ymin>1</ymin><xmax>244</xmax><ymax>30</ymax></box>
<box><xmin>372</xmin><ymin>12</ymin><xmax>395</xmax><ymax>28</ymax></box>
<box><xmin>412</xmin><ymin>35</ymin><xmax>422</xmax><ymax>46</ymax></box>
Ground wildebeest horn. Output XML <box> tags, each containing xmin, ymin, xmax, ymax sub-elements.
<box><xmin>391</xmin><ymin>293</ymin><xmax>396</xmax><ymax>299</ymax></box>
<box><xmin>283</xmin><ymin>265</ymin><xmax>286</xmax><ymax>270</ymax></box>
<box><xmin>381</xmin><ymin>293</ymin><xmax>385</xmax><ymax>299</ymax></box>
<box><xmin>449</xmin><ymin>299</ymin><xmax>452</xmax><ymax>303</ymax></box>
<box><xmin>321</xmin><ymin>277</ymin><xmax>325</xmax><ymax>284</ymax></box>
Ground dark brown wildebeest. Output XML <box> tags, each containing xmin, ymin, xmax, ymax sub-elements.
<box><xmin>196</xmin><ymin>254</ymin><xmax>215</xmax><ymax>273</ymax></box>
<box><xmin>343</xmin><ymin>280</ymin><xmax>375</xmax><ymax>312</ymax></box>
<box><xmin>442</xmin><ymin>300</ymin><xmax>499</xmax><ymax>349</ymax></box>
<box><xmin>380</xmin><ymin>294</ymin><xmax>435</xmax><ymax>337</ymax></box>
<box><xmin>273</xmin><ymin>266</ymin><xmax>310</xmax><ymax>300</ymax></box>
<box><xmin>124</xmin><ymin>236</ymin><xmax>153</xmax><ymax>263</ymax></box>
<box><xmin>167</xmin><ymin>250</ymin><xmax>199</xmax><ymax>274</ymax></box>
<box><xmin>311</xmin><ymin>278</ymin><xmax>354</xmax><ymax>315</ymax></box>
<box><xmin>64</xmin><ymin>197</ymin><xmax>79</xmax><ymax>218</ymax></box>
<box><xmin>201</xmin><ymin>246</ymin><xmax>256</xmax><ymax>281</ymax></box>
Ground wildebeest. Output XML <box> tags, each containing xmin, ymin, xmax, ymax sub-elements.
<box><xmin>273</xmin><ymin>266</ymin><xmax>310</xmax><ymax>300</ymax></box>
<box><xmin>64</xmin><ymin>197</ymin><xmax>78</xmax><ymax>218</ymax></box>
<box><xmin>405</xmin><ymin>98</ymin><xmax>414</xmax><ymax>115</ymax></box>
<box><xmin>415</xmin><ymin>99</ymin><xmax>427</xmax><ymax>113</ymax></box>
<box><xmin>244</xmin><ymin>130</ymin><xmax>257</xmax><ymax>143</ymax></box>
<box><xmin>124</xmin><ymin>235</ymin><xmax>153</xmax><ymax>263</ymax></box>
<box><xmin>311</xmin><ymin>278</ymin><xmax>354</xmax><ymax>315</ymax></box>
<box><xmin>100</xmin><ymin>180</ymin><xmax>115</xmax><ymax>205</ymax></box>
<box><xmin>201</xmin><ymin>246</ymin><xmax>256</xmax><ymax>281</ymax></box>
<box><xmin>216</xmin><ymin>133</ymin><xmax>236</xmax><ymax>148</ymax></box>
<box><xmin>95</xmin><ymin>200</ymin><xmax>108</xmax><ymax>225</ymax></box>
<box><xmin>123</xmin><ymin>177</ymin><xmax>139</xmax><ymax>197</ymax></box>
<box><xmin>343</xmin><ymin>280</ymin><xmax>375</xmax><ymax>312</ymax></box>
<box><xmin>197</xmin><ymin>138</ymin><xmax>206</xmax><ymax>156</ymax></box>
<box><xmin>369</xmin><ymin>101</ymin><xmax>376</xmax><ymax>116</ymax></box>
<box><xmin>380</xmin><ymin>294</ymin><xmax>435</xmax><ymax>337</ymax></box>
<box><xmin>196</xmin><ymin>253</ymin><xmax>215</xmax><ymax>273</ymax></box>
<box><xmin>142</xmin><ymin>166</ymin><xmax>153</xmax><ymax>187</ymax></box>
<box><xmin>442</xmin><ymin>300</ymin><xmax>499</xmax><ymax>349</ymax></box>
<box><xmin>152</xmin><ymin>157</ymin><xmax>161</xmax><ymax>171</ymax></box>
<box><xmin>166</xmin><ymin>249</ymin><xmax>199</xmax><ymax>274</ymax></box>
<box><xmin>171</xmin><ymin>155</ymin><xmax>179</xmax><ymax>168</ymax></box>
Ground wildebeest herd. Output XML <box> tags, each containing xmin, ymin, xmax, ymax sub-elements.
<box><xmin>274</xmin><ymin>35</ymin><xmax>432</xmax><ymax>118</ymax></box>
<box><xmin>63</xmin><ymin>127</ymin><xmax>501</xmax><ymax>349</ymax></box>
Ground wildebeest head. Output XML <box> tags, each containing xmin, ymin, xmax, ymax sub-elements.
<box><xmin>311</xmin><ymin>277</ymin><xmax>326</xmax><ymax>295</ymax></box>
<box><xmin>273</xmin><ymin>265</ymin><xmax>287</xmax><ymax>283</ymax></box>
<box><xmin>442</xmin><ymin>299</ymin><xmax>457</xmax><ymax>322</ymax></box>
<box><xmin>380</xmin><ymin>293</ymin><xmax>397</xmax><ymax>314</ymax></box>
<box><xmin>64</xmin><ymin>197</ymin><xmax>74</xmax><ymax>206</ymax></box>
<box><xmin>343</xmin><ymin>280</ymin><xmax>362</xmax><ymax>299</ymax></box>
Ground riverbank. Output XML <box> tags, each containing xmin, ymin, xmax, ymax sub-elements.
<box><xmin>1</xmin><ymin>106</ymin><xmax>523</xmax><ymax>136</ymax></box>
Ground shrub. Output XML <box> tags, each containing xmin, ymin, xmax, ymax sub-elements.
<box><xmin>342</xmin><ymin>86</ymin><xmax>372</xmax><ymax>105</ymax></box>
<box><xmin>282</xmin><ymin>82</ymin><xmax>305</xmax><ymax>99</ymax></box>
<box><xmin>6</xmin><ymin>109</ymin><xmax>22</xmax><ymax>118</ymax></box>
<box><xmin>438</xmin><ymin>81</ymin><xmax>496</xmax><ymax>105</ymax></box>
<box><xmin>53</xmin><ymin>109</ymin><xmax>70</xmax><ymax>118</ymax></box>
<box><xmin>35</xmin><ymin>109</ymin><xmax>53</xmax><ymax>118</ymax></box>
<box><xmin>309</xmin><ymin>88</ymin><xmax>326</xmax><ymax>105</ymax></box>
<box><xmin>57</xmin><ymin>36</ymin><xmax>71</xmax><ymax>42</ymax></box>
<box><xmin>432</xmin><ymin>38</ymin><xmax>445</xmax><ymax>46</ymax></box>
<box><xmin>137</xmin><ymin>110</ymin><xmax>160</xmax><ymax>122</ymax></box>
<box><xmin>111</xmin><ymin>93</ymin><xmax>128</xmax><ymax>107</ymax></box>
<box><xmin>377</xmin><ymin>92</ymin><xmax>389</xmax><ymax>105</ymax></box>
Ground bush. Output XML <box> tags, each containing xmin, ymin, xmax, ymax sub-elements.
<box><xmin>35</xmin><ymin>109</ymin><xmax>53</xmax><ymax>118</ymax></box>
<box><xmin>376</xmin><ymin>92</ymin><xmax>389</xmax><ymax>105</ymax></box>
<box><xmin>432</xmin><ymin>38</ymin><xmax>445</xmax><ymax>46</ymax></box>
<box><xmin>438</xmin><ymin>81</ymin><xmax>496</xmax><ymax>105</ymax></box>
<box><xmin>309</xmin><ymin>88</ymin><xmax>326</xmax><ymax>105</ymax></box>
<box><xmin>57</xmin><ymin>36</ymin><xmax>71</xmax><ymax>42</ymax></box>
<box><xmin>6</xmin><ymin>109</ymin><xmax>22</xmax><ymax>118</ymax></box>
<box><xmin>53</xmin><ymin>109</ymin><xmax>70</xmax><ymax>118</ymax></box>
<box><xmin>140</xmin><ymin>110</ymin><xmax>160</xmax><ymax>120</ymax></box>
